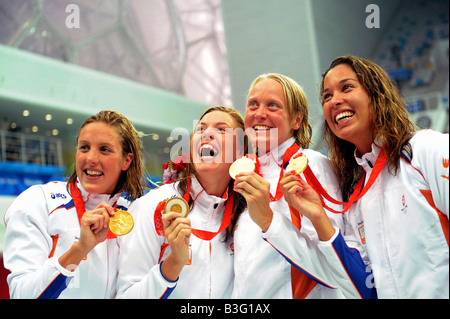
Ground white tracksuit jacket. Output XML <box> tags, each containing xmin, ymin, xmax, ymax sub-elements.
<box><xmin>232</xmin><ymin>137</ymin><xmax>375</xmax><ymax>299</ymax></box>
<box><xmin>263</xmin><ymin>130</ymin><xmax>449</xmax><ymax>299</ymax></box>
<box><xmin>3</xmin><ymin>180</ymin><xmax>130</xmax><ymax>299</ymax></box>
<box><xmin>116</xmin><ymin>177</ymin><xmax>234</xmax><ymax>299</ymax></box>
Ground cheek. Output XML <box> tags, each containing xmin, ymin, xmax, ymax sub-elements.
<box><xmin>322</xmin><ymin>104</ymin><xmax>334</xmax><ymax>125</ymax></box>
<box><xmin>75</xmin><ymin>153</ymin><xmax>84</xmax><ymax>173</ymax></box>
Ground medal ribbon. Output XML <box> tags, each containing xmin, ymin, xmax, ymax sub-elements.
<box><xmin>70</xmin><ymin>182</ymin><xmax>117</xmax><ymax>239</ymax></box>
<box><xmin>154</xmin><ymin>178</ymin><xmax>234</xmax><ymax>241</ymax></box>
<box><xmin>299</xmin><ymin>147</ymin><xmax>388</xmax><ymax>214</ymax></box>
<box><xmin>183</xmin><ymin>178</ymin><xmax>234</xmax><ymax>241</ymax></box>
<box><xmin>270</xmin><ymin>142</ymin><xmax>300</xmax><ymax>202</ymax></box>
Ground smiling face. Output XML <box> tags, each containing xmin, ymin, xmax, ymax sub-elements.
<box><xmin>191</xmin><ymin>110</ymin><xmax>243</xmax><ymax>177</ymax></box>
<box><xmin>75</xmin><ymin>122</ymin><xmax>133</xmax><ymax>195</ymax></box>
<box><xmin>245</xmin><ymin>79</ymin><xmax>301</xmax><ymax>154</ymax></box>
<box><xmin>322</xmin><ymin>64</ymin><xmax>374</xmax><ymax>154</ymax></box>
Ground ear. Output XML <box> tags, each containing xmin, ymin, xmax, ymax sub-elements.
<box><xmin>292</xmin><ymin>113</ymin><xmax>303</xmax><ymax>131</ymax></box>
<box><xmin>122</xmin><ymin>153</ymin><xmax>133</xmax><ymax>171</ymax></box>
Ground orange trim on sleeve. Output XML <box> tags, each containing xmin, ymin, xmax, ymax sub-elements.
<box><xmin>291</xmin><ymin>267</ymin><xmax>318</xmax><ymax>299</ymax></box>
<box><xmin>288</xmin><ymin>205</ymin><xmax>318</xmax><ymax>298</ymax></box>
<box><xmin>420</xmin><ymin>189</ymin><xmax>449</xmax><ymax>246</ymax></box>
<box><xmin>159</xmin><ymin>243</ymin><xmax>169</xmax><ymax>263</ymax></box>
<box><xmin>48</xmin><ymin>235</ymin><xmax>59</xmax><ymax>258</ymax></box>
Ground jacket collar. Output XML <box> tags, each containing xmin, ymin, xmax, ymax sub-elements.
<box><xmin>258</xmin><ymin>137</ymin><xmax>297</xmax><ymax>167</ymax></box>
<box><xmin>76</xmin><ymin>179</ymin><xmax>122</xmax><ymax>210</ymax></box>
<box><xmin>189</xmin><ymin>176</ymin><xmax>229</xmax><ymax>207</ymax></box>
<box><xmin>354</xmin><ymin>140</ymin><xmax>383</xmax><ymax>173</ymax></box>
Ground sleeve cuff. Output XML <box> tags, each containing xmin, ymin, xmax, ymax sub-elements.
<box><xmin>261</xmin><ymin>212</ymin><xmax>282</xmax><ymax>239</ymax></box>
<box><xmin>318</xmin><ymin>227</ymin><xmax>340</xmax><ymax>246</ymax></box>
<box><xmin>158</xmin><ymin>261</ymin><xmax>179</xmax><ymax>287</ymax></box>
<box><xmin>49</xmin><ymin>256</ymin><xmax>76</xmax><ymax>277</ymax></box>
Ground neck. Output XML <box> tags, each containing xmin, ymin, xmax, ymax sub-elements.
<box><xmin>355</xmin><ymin>142</ymin><xmax>373</xmax><ymax>157</ymax></box>
<box><xmin>196</xmin><ymin>173</ymin><xmax>230</xmax><ymax>197</ymax></box>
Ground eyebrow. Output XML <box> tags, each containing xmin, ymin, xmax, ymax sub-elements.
<box><xmin>199</xmin><ymin>121</ymin><xmax>233</xmax><ymax>127</ymax></box>
<box><xmin>323</xmin><ymin>78</ymin><xmax>358</xmax><ymax>93</ymax></box>
<box><xmin>78</xmin><ymin>139</ymin><xmax>115</xmax><ymax>148</ymax></box>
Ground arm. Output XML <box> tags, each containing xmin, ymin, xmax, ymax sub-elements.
<box><xmin>412</xmin><ymin>131</ymin><xmax>449</xmax><ymax>216</ymax></box>
<box><xmin>160</xmin><ymin>212</ymin><xmax>191</xmax><ymax>281</ymax></box>
<box><xmin>263</xmin><ymin>210</ymin><xmax>377</xmax><ymax>299</ymax></box>
<box><xmin>276</xmin><ymin>172</ymin><xmax>376</xmax><ymax>298</ymax></box>
<box><xmin>3</xmin><ymin>186</ymin><xmax>75</xmax><ymax>299</ymax></box>
<box><xmin>117</xmin><ymin>196</ymin><xmax>181</xmax><ymax>299</ymax></box>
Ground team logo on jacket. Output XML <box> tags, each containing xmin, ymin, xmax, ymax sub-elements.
<box><xmin>50</xmin><ymin>192</ymin><xmax>67</xmax><ymax>199</ymax></box>
<box><xmin>358</xmin><ymin>223</ymin><xmax>366</xmax><ymax>245</ymax></box>
<box><xmin>401</xmin><ymin>194</ymin><xmax>408</xmax><ymax>214</ymax></box>
<box><xmin>442</xmin><ymin>158</ymin><xmax>449</xmax><ymax>180</ymax></box>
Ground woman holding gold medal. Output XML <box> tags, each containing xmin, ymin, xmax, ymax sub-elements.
<box><xmin>3</xmin><ymin>110</ymin><xmax>145</xmax><ymax>298</ymax></box>
<box><xmin>117</xmin><ymin>106</ymin><xmax>247</xmax><ymax>298</ymax></box>
<box><xmin>231</xmin><ymin>73</ymin><xmax>375</xmax><ymax>298</ymax></box>
<box><xmin>271</xmin><ymin>56</ymin><xmax>448</xmax><ymax>298</ymax></box>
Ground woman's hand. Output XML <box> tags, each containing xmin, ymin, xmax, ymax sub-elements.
<box><xmin>160</xmin><ymin>212</ymin><xmax>191</xmax><ymax>281</ymax></box>
<box><xmin>281</xmin><ymin>171</ymin><xmax>335</xmax><ymax>241</ymax></box>
<box><xmin>78</xmin><ymin>202</ymin><xmax>115</xmax><ymax>253</ymax></box>
<box><xmin>233</xmin><ymin>171</ymin><xmax>273</xmax><ymax>232</ymax></box>
<box><xmin>59</xmin><ymin>202</ymin><xmax>115</xmax><ymax>270</ymax></box>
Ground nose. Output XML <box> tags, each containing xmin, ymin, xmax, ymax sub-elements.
<box><xmin>328</xmin><ymin>92</ymin><xmax>344</xmax><ymax>108</ymax></box>
<box><xmin>85</xmin><ymin>149</ymin><xmax>99</xmax><ymax>165</ymax></box>
<box><xmin>202</xmin><ymin>127</ymin><xmax>215</xmax><ymax>141</ymax></box>
<box><xmin>254</xmin><ymin>106</ymin><xmax>268</xmax><ymax>119</ymax></box>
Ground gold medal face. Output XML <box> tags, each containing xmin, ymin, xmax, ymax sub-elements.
<box><xmin>285</xmin><ymin>155</ymin><xmax>308</xmax><ymax>175</ymax></box>
<box><xmin>229</xmin><ymin>157</ymin><xmax>255</xmax><ymax>179</ymax></box>
<box><xmin>164</xmin><ymin>197</ymin><xmax>190</xmax><ymax>218</ymax></box>
<box><xmin>109</xmin><ymin>209</ymin><xmax>134</xmax><ymax>236</ymax></box>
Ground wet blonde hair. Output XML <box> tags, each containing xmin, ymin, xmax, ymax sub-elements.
<box><xmin>247</xmin><ymin>73</ymin><xmax>312</xmax><ymax>148</ymax></box>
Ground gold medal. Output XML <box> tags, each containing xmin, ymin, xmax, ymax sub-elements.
<box><xmin>164</xmin><ymin>197</ymin><xmax>190</xmax><ymax>218</ymax></box>
<box><xmin>229</xmin><ymin>156</ymin><xmax>255</xmax><ymax>179</ymax></box>
<box><xmin>109</xmin><ymin>209</ymin><xmax>134</xmax><ymax>236</ymax></box>
<box><xmin>285</xmin><ymin>154</ymin><xmax>308</xmax><ymax>175</ymax></box>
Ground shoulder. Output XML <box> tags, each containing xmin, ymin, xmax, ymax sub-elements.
<box><xmin>130</xmin><ymin>183</ymin><xmax>179</xmax><ymax>210</ymax></box>
<box><xmin>408</xmin><ymin>130</ymin><xmax>449</xmax><ymax>161</ymax></box>
<box><xmin>302</xmin><ymin>149</ymin><xmax>330</xmax><ymax>162</ymax></box>
<box><xmin>301</xmin><ymin>149</ymin><xmax>334</xmax><ymax>171</ymax></box>
<box><xmin>409</xmin><ymin>130</ymin><xmax>448</xmax><ymax>148</ymax></box>
<box><xmin>5</xmin><ymin>181</ymin><xmax>68</xmax><ymax>224</ymax></box>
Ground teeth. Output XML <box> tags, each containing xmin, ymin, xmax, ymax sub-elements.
<box><xmin>335</xmin><ymin>111</ymin><xmax>354</xmax><ymax>124</ymax></box>
<box><xmin>86</xmin><ymin>170</ymin><xmax>102</xmax><ymax>176</ymax></box>
<box><xmin>253</xmin><ymin>125</ymin><xmax>271</xmax><ymax>130</ymax></box>
<box><xmin>200</xmin><ymin>144</ymin><xmax>217</xmax><ymax>157</ymax></box>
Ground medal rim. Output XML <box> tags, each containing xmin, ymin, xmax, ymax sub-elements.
<box><xmin>164</xmin><ymin>196</ymin><xmax>190</xmax><ymax>218</ymax></box>
<box><xmin>229</xmin><ymin>156</ymin><xmax>255</xmax><ymax>179</ymax></box>
<box><xmin>286</xmin><ymin>155</ymin><xmax>308</xmax><ymax>175</ymax></box>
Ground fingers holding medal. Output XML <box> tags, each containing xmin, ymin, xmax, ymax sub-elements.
<box><xmin>229</xmin><ymin>154</ymin><xmax>260</xmax><ymax>179</ymax></box>
<box><xmin>285</xmin><ymin>154</ymin><xmax>308</xmax><ymax>175</ymax></box>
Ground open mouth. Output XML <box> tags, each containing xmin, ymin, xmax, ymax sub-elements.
<box><xmin>199</xmin><ymin>144</ymin><xmax>218</xmax><ymax>158</ymax></box>
<box><xmin>253</xmin><ymin>125</ymin><xmax>272</xmax><ymax>131</ymax></box>
<box><xmin>84</xmin><ymin>169</ymin><xmax>103</xmax><ymax>177</ymax></box>
<box><xmin>335</xmin><ymin>111</ymin><xmax>355</xmax><ymax>125</ymax></box>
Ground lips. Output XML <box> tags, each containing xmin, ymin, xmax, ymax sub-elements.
<box><xmin>335</xmin><ymin>111</ymin><xmax>355</xmax><ymax>125</ymax></box>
